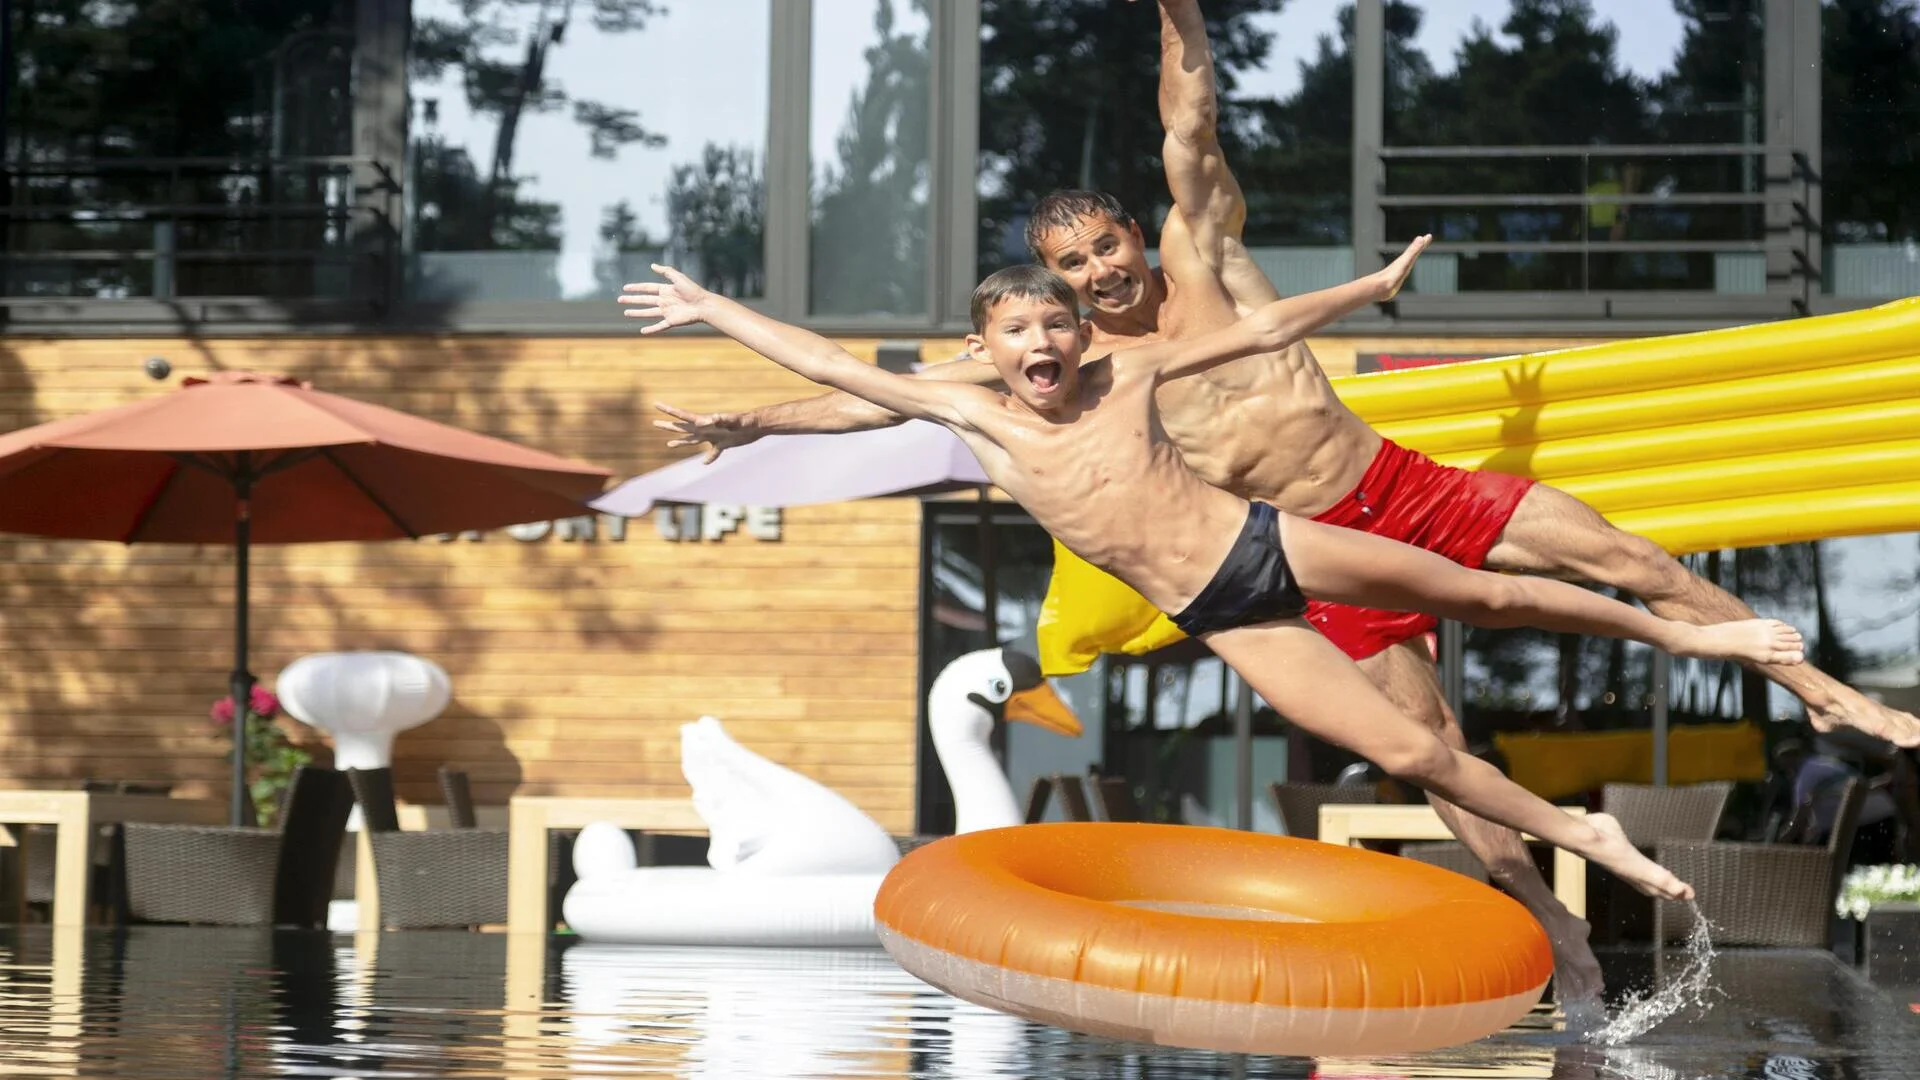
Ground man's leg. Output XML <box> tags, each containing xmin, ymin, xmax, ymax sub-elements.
<box><xmin>1199</xmin><ymin>619</ymin><xmax>1690</xmax><ymax>902</ymax></box>
<box><xmin>1357</xmin><ymin>639</ymin><xmax>1604</xmax><ymax>1007</ymax></box>
<box><xmin>1483</xmin><ymin>483</ymin><xmax>1920</xmax><ymax>747</ymax></box>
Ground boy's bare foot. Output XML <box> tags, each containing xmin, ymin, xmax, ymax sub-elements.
<box><xmin>1809</xmin><ymin>686</ymin><xmax>1920</xmax><ymax>749</ymax></box>
<box><xmin>1581</xmin><ymin>813</ymin><xmax>1693</xmax><ymax>901</ymax></box>
<box><xmin>1670</xmin><ymin>618</ymin><xmax>1804</xmax><ymax>666</ymax></box>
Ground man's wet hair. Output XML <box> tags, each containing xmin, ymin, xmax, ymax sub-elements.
<box><xmin>970</xmin><ymin>264</ymin><xmax>1080</xmax><ymax>333</ymax></box>
<box><xmin>1025</xmin><ymin>190</ymin><xmax>1136</xmax><ymax>258</ymax></box>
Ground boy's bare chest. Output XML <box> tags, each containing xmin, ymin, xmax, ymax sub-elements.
<box><xmin>1006</xmin><ymin>393</ymin><xmax>1158</xmax><ymax>493</ymax></box>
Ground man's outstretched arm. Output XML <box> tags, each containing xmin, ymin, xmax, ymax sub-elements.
<box><xmin>1142</xmin><ymin>236</ymin><xmax>1428</xmax><ymax>383</ymax></box>
<box><xmin>652</xmin><ymin>356</ymin><xmax>1003</xmax><ymax>463</ymax></box>
<box><xmin>622</xmin><ymin>267</ymin><xmax>985</xmax><ymax>431</ymax></box>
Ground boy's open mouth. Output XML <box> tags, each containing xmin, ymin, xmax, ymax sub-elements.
<box><xmin>1026</xmin><ymin>361</ymin><xmax>1063</xmax><ymax>393</ymax></box>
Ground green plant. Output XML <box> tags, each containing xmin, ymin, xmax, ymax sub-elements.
<box><xmin>210</xmin><ymin>685</ymin><xmax>311</xmax><ymax>827</ymax></box>
<box><xmin>1836</xmin><ymin>863</ymin><xmax>1920</xmax><ymax>920</ymax></box>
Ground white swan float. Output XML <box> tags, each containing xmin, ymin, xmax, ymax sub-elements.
<box><xmin>561</xmin><ymin>648</ymin><xmax>1081</xmax><ymax>946</ymax></box>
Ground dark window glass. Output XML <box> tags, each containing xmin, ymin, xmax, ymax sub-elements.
<box><xmin>1</xmin><ymin>1</ymin><xmax>358</xmax><ymax>300</ymax></box>
<box><xmin>405</xmin><ymin>1</ymin><xmax>769</xmax><ymax>303</ymax></box>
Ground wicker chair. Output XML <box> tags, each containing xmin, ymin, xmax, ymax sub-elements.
<box><xmin>1089</xmin><ymin>773</ymin><xmax>1143</xmax><ymax>822</ymax></box>
<box><xmin>439</xmin><ymin>766</ymin><xmax>480</xmax><ymax>828</ymax></box>
<box><xmin>120</xmin><ymin>766</ymin><xmax>354</xmax><ymax>927</ymax></box>
<box><xmin>346</xmin><ymin>767</ymin><xmax>508</xmax><ymax>930</ymax></box>
<box><xmin>1268</xmin><ymin>781</ymin><xmax>1376</xmax><ymax>841</ymax></box>
<box><xmin>1399</xmin><ymin>838</ymin><xmax>1491</xmax><ymax>883</ymax></box>
<box><xmin>1048</xmin><ymin>773</ymin><xmax>1095</xmax><ymax>821</ymax></box>
<box><xmin>1604</xmin><ymin>781</ymin><xmax>1733</xmax><ymax>845</ymax></box>
<box><xmin>1653</xmin><ymin>776</ymin><xmax>1867</xmax><ymax>948</ymax></box>
<box><xmin>1585</xmin><ymin>781</ymin><xmax>1733</xmax><ymax>942</ymax></box>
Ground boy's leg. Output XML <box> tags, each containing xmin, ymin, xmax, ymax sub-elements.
<box><xmin>1202</xmin><ymin>619</ymin><xmax>1691</xmax><ymax>900</ymax></box>
<box><xmin>1483</xmin><ymin>481</ymin><xmax>1920</xmax><ymax>748</ymax></box>
<box><xmin>1276</xmin><ymin>514</ymin><xmax>1804</xmax><ymax>666</ymax></box>
<box><xmin>1359</xmin><ymin>640</ymin><xmax>1602</xmax><ymax>1006</ymax></box>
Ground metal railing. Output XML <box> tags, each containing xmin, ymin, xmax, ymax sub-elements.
<box><xmin>0</xmin><ymin>156</ymin><xmax>400</xmax><ymax>312</ymax></box>
<box><xmin>1362</xmin><ymin>143</ymin><xmax>1822</xmax><ymax>319</ymax></box>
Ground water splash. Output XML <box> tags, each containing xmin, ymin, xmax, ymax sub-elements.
<box><xmin>1586</xmin><ymin>901</ymin><xmax>1721</xmax><ymax>1046</ymax></box>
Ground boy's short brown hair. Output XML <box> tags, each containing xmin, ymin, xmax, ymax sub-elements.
<box><xmin>970</xmin><ymin>264</ymin><xmax>1080</xmax><ymax>333</ymax></box>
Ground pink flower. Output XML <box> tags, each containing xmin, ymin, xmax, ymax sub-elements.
<box><xmin>209</xmin><ymin>697</ymin><xmax>236</xmax><ymax>725</ymax></box>
<box><xmin>249</xmin><ymin>686</ymin><xmax>279</xmax><ymax>717</ymax></box>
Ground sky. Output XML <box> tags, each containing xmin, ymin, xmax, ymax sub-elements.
<box><xmin>409</xmin><ymin>0</ymin><xmax>1691</xmax><ymax>300</ymax></box>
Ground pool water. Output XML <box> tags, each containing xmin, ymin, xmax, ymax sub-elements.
<box><xmin>0</xmin><ymin>927</ymin><xmax>1913</xmax><ymax>1078</ymax></box>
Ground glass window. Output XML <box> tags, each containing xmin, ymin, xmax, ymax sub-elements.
<box><xmin>1</xmin><ymin>1</ymin><xmax>358</xmax><ymax>300</ymax></box>
<box><xmin>1379</xmin><ymin>1</ymin><xmax>1755</xmax><ymax>293</ymax></box>
<box><xmin>976</xmin><ymin>1</ymin><xmax>1353</xmax><ymax>284</ymax></box>
<box><xmin>1821</xmin><ymin>0</ymin><xmax>1920</xmax><ymax>297</ymax></box>
<box><xmin>406</xmin><ymin>1</ymin><xmax>769</xmax><ymax>303</ymax></box>
<box><xmin>809</xmin><ymin>0</ymin><xmax>933</xmax><ymax>317</ymax></box>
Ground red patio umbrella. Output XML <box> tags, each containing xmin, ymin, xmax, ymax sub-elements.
<box><xmin>0</xmin><ymin>370</ymin><xmax>612</xmax><ymax>822</ymax></box>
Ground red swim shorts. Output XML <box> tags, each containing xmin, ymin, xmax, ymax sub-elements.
<box><xmin>1303</xmin><ymin>439</ymin><xmax>1536</xmax><ymax>661</ymax></box>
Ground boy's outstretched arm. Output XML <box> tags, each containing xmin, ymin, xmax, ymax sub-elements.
<box><xmin>651</xmin><ymin>357</ymin><xmax>1002</xmax><ymax>464</ymax></box>
<box><xmin>621</xmin><ymin>266</ymin><xmax>982</xmax><ymax>430</ymax></box>
<box><xmin>1140</xmin><ymin>235</ymin><xmax>1430</xmax><ymax>383</ymax></box>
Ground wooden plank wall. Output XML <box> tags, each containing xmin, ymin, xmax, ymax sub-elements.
<box><xmin>0</xmin><ymin>330</ymin><xmax>1593</xmax><ymax>829</ymax></box>
<box><xmin>0</xmin><ymin>334</ymin><xmax>926</xmax><ymax>830</ymax></box>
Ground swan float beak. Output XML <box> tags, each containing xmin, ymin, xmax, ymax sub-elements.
<box><xmin>1004</xmin><ymin>682</ymin><xmax>1082</xmax><ymax>738</ymax></box>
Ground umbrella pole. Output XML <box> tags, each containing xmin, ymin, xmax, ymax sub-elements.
<box><xmin>229</xmin><ymin>468</ymin><xmax>255</xmax><ymax>826</ymax></box>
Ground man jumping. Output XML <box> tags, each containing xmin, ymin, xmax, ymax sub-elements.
<box><xmin>649</xmin><ymin>0</ymin><xmax>1920</xmax><ymax>1009</ymax></box>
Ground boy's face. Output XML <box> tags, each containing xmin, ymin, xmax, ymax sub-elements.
<box><xmin>1033</xmin><ymin>213</ymin><xmax>1152</xmax><ymax>318</ymax></box>
<box><xmin>967</xmin><ymin>295</ymin><xmax>1087</xmax><ymax>412</ymax></box>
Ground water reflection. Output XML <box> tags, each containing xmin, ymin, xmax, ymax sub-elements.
<box><xmin>0</xmin><ymin>928</ymin><xmax>1911</xmax><ymax>1079</ymax></box>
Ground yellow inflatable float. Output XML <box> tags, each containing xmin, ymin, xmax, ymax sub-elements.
<box><xmin>1039</xmin><ymin>296</ymin><xmax>1920</xmax><ymax>676</ymax></box>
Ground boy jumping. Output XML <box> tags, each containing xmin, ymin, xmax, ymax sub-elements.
<box><xmin>619</xmin><ymin>240</ymin><xmax>1805</xmax><ymax>901</ymax></box>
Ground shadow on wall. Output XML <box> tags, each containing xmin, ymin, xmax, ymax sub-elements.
<box><xmin>0</xmin><ymin>332</ymin><xmax>656</xmax><ymax>808</ymax></box>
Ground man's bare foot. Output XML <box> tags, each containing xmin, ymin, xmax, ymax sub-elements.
<box><xmin>1581</xmin><ymin>814</ymin><xmax>1694</xmax><ymax>901</ymax></box>
<box><xmin>1670</xmin><ymin>618</ymin><xmax>1804</xmax><ymax>666</ymax></box>
<box><xmin>1809</xmin><ymin>686</ymin><xmax>1920</xmax><ymax>749</ymax></box>
<box><xmin>1542</xmin><ymin>910</ymin><xmax>1605</xmax><ymax>1013</ymax></box>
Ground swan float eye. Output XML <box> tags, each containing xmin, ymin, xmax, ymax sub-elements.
<box><xmin>991</xmin><ymin>679</ymin><xmax>1009</xmax><ymax>697</ymax></box>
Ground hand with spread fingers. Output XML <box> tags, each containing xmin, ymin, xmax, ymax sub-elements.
<box><xmin>651</xmin><ymin>403</ymin><xmax>760</xmax><ymax>463</ymax></box>
<box><xmin>619</xmin><ymin>264</ymin><xmax>712</xmax><ymax>334</ymax></box>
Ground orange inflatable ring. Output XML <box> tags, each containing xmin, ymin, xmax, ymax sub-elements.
<box><xmin>874</xmin><ymin>822</ymin><xmax>1551</xmax><ymax>1055</ymax></box>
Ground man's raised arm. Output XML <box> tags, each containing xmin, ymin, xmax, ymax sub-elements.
<box><xmin>651</xmin><ymin>357</ymin><xmax>1002</xmax><ymax>463</ymax></box>
<box><xmin>1156</xmin><ymin>0</ymin><xmax>1283</xmax><ymax>310</ymax></box>
<box><xmin>621</xmin><ymin>267</ymin><xmax>983</xmax><ymax>432</ymax></box>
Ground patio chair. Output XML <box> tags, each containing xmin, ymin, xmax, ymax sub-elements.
<box><xmin>1022</xmin><ymin>775</ymin><xmax>1052</xmax><ymax>823</ymax></box>
<box><xmin>439</xmin><ymin>766</ymin><xmax>480</xmax><ymax>828</ymax></box>
<box><xmin>1089</xmin><ymin>772</ymin><xmax>1143</xmax><ymax>822</ymax></box>
<box><xmin>1048</xmin><ymin>773</ymin><xmax>1096</xmax><ymax>821</ymax></box>
<box><xmin>18</xmin><ymin>780</ymin><xmax>177</xmax><ymax>918</ymax></box>
<box><xmin>1590</xmin><ymin>781</ymin><xmax>1731</xmax><ymax>943</ymax></box>
<box><xmin>120</xmin><ymin>765</ymin><xmax>354</xmax><ymax>927</ymax></box>
<box><xmin>1653</xmin><ymin>776</ymin><xmax>1867</xmax><ymax>948</ymax></box>
<box><xmin>1604</xmin><ymin>781</ymin><xmax>1733</xmax><ymax>844</ymax></box>
<box><xmin>346</xmin><ymin>767</ymin><xmax>508</xmax><ymax>930</ymax></box>
<box><xmin>1268</xmin><ymin>781</ymin><xmax>1376</xmax><ymax>841</ymax></box>
<box><xmin>1399</xmin><ymin>838</ymin><xmax>1491</xmax><ymax>883</ymax></box>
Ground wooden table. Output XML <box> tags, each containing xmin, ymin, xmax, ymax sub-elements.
<box><xmin>1317</xmin><ymin>803</ymin><xmax>1588</xmax><ymax>919</ymax></box>
<box><xmin>0</xmin><ymin>791</ymin><xmax>228</xmax><ymax>926</ymax></box>
<box><xmin>502</xmin><ymin>796</ymin><xmax>709</xmax><ymax>1034</ymax></box>
<box><xmin>505</xmin><ymin>795</ymin><xmax>708</xmax><ymax>936</ymax></box>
